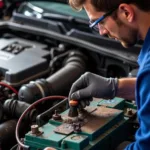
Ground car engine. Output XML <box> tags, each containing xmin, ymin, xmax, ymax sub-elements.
<box><xmin>0</xmin><ymin>0</ymin><xmax>141</xmax><ymax>150</ymax></box>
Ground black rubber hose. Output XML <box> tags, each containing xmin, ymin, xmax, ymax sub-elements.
<box><xmin>0</xmin><ymin>120</ymin><xmax>17</xmax><ymax>150</ymax></box>
<box><xmin>18</xmin><ymin>51</ymin><xmax>87</xmax><ymax>103</ymax></box>
<box><xmin>3</xmin><ymin>99</ymin><xmax>37</xmax><ymax>122</ymax></box>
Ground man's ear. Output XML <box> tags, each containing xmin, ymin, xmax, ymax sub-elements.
<box><xmin>118</xmin><ymin>3</ymin><xmax>134</xmax><ymax>23</ymax></box>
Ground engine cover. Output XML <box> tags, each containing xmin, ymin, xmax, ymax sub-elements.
<box><xmin>0</xmin><ymin>37</ymin><xmax>50</xmax><ymax>86</ymax></box>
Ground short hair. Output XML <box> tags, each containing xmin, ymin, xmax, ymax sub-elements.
<box><xmin>69</xmin><ymin>0</ymin><xmax>150</xmax><ymax>12</ymax></box>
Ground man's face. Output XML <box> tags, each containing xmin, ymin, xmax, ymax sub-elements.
<box><xmin>84</xmin><ymin>1</ymin><xmax>138</xmax><ymax>48</ymax></box>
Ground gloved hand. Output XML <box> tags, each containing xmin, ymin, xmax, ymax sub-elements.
<box><xmin>69</xmin><ymin>72</ymin><xmax>118</xmax><ymax>108</ymax></box>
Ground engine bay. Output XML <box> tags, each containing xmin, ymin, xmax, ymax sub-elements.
<box><xmin>0</xmin><ymin>1</ymin><xmax>141</xmax><ymax>150</ymax></box>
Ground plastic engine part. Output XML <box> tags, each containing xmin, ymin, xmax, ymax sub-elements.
<box><xmin>0</xmin><ymin>38</ymin><xmax>50</xmax><ymax>87</ymax></box>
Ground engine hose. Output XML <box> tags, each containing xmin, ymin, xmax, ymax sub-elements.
<box><xmin>3</xmin><ymin>99</ymin><xmax>37</xmax><ymax>122</ymax></box>
<box><xmin>0</xmin><ymin>120</ymin><xmax>17</xmax><ymax>150</ymax></box>
<box><xmin>18</xmin><ymin>50</ymin><xmax>87</xmax><ymax>103</ymax></box>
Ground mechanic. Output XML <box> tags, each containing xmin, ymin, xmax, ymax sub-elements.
<box><xmin>68</xmin><ymin>0</ymin><xmax>150</xmax><ymax>150</ymax></box>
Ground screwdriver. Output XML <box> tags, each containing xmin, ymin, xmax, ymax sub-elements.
<box><xmin>68</xmin><ymin>100</ymin><xmax>78</xmax><ymax>117</ymax></box>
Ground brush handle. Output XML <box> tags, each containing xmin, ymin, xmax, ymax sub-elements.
<box><xmin>69</xmin><ymin>100</ymin><xmax>78</xmax><ymax>106</ymax></box>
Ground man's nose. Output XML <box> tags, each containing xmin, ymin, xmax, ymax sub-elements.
<box><xmin>98</xmin><ymin>24</ymin><xmax>108</xmax><ymax>36</ymax></box>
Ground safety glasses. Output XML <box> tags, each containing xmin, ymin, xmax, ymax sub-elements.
<box><xmin>89</xmin><ymin>7</ymin><xmax>118</xmax><ymax>31</ymax></box>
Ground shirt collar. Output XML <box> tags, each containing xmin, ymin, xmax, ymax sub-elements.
<box><xmin>138</xmin><ymin>28</ymin><xmax>150</xmax><ymax>65</ymax></box>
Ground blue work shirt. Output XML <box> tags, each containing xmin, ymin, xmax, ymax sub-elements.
<box><xmin>125</xmin><ymin>28</ymin><xmax>150</xmax><ymax>150</ymax></box>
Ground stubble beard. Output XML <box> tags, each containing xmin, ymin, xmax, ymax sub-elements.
<box><xmin>113</xmin><ymin>15</ymin><xmax>138</xmax><ymax>48</ymax></box>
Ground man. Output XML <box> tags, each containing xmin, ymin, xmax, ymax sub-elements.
<box><xmin>68</xmin><ymin>0</ymin><xmax>150</xmax><ymax>150</ymax></box>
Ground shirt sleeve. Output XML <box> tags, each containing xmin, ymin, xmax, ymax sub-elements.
<box><xmin>125</xmin><ymin>67</ymin><xmax>150</xmax><ymax>150</ymax></box>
